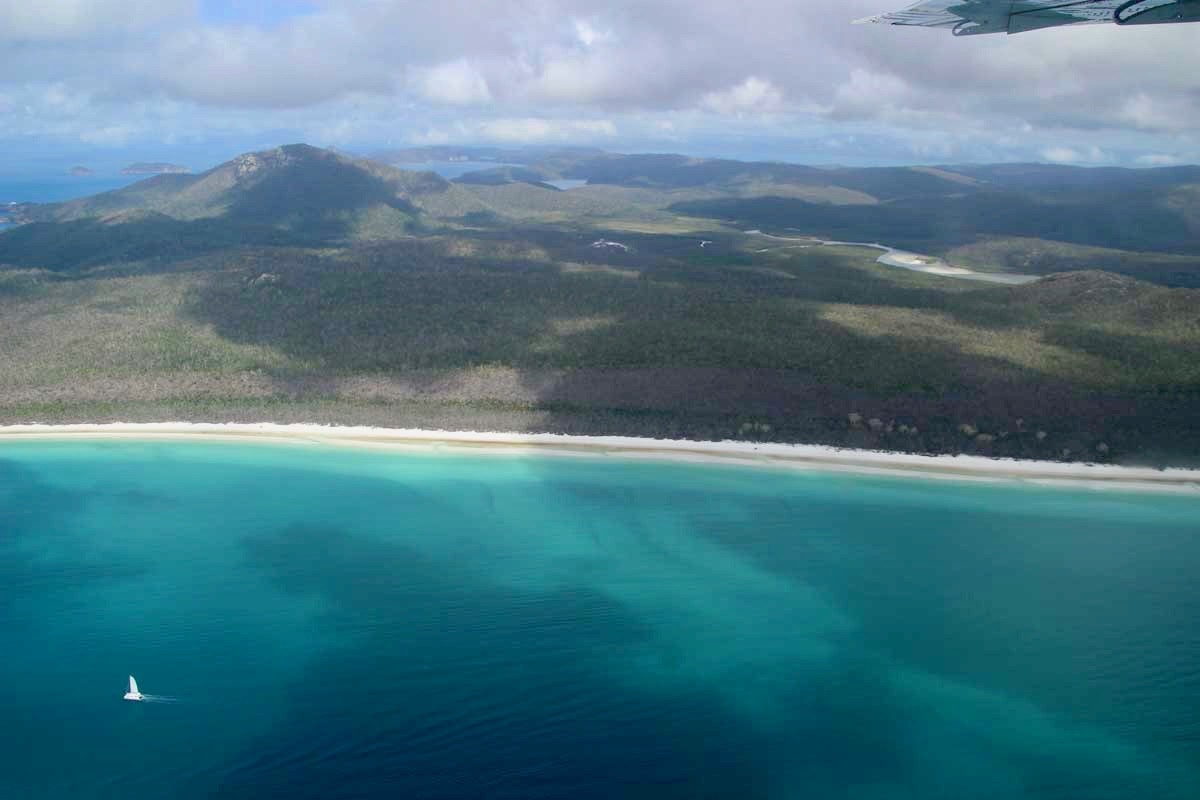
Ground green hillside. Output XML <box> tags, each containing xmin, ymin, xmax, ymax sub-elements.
<box><xmin>2</xmin><ymin>145</ymin><xmax>1199</xmax><ymax>465</ymax></box>
<box><xmin>14</xmin><ymin>145</ymin><xmax>1199</xmax><ymax>283</ymax></box>
<box><xmin>3</xmin><ymin>145</ymin><xmax>506</xmax><ymax>266</ymax></box>
<box><xmin>444</xmin><ymin>151</ymin><xmax>1200</xmax><ymax>284</ymax></box>
<box><xmin>35</xmin><ymin>144</ymin><xmax>494</xmax><ymax>230</ymax></box>
<box><xmin>667</xmin><ymin>193</ymin><xmax>1200</xmax><ymax>285</ymax></box>
<box><xmin>945</xmin><ymin>237</ymin><xmax>1200</xmax><ymax>286</ymax></box>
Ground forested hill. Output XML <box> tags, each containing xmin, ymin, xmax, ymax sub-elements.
<box><xmin>27</xmin><ymin>144</ymin><xmax>486</xmax><ymax>228</ymax></box>
<box><xmin>8</xmin><ymin>144</ymin><xmax>1200</xmax><ymax>283</ymax></box>
<box><xmin>1</xmin><ymin>144</ymin><xmax>1199</xmax><ymax>465</ymax></box>
<box><xmin>442</xmin><ymin>150</ymin><xmax>1200</xmax><ymax>274</ymax></box>
<box><xmin>0</xmin><ymin>145</ymin><xmax>494</xmax><ymax>268</ymax></box>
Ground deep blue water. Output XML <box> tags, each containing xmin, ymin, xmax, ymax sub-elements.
<box><xmin>0</xmin><ymin>174</ymin><xmax>144</xmax><ymax>204</ymax></box>
<box><xmin>1</xmin><ymin>440</ymin><xmax>1199</xmax><ymax>799</ymax></box>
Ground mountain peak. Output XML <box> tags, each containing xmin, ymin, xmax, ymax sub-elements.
<box><xmin>14</xmin><ymin>143</ymin><xmax>493</xmax><ymax>249</ymax></box>
<box><xmin>227</xmin><ymin>143</ymin><xmax>341</xmax><ymax>181</ymax></box>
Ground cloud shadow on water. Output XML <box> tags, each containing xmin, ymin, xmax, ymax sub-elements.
<box><xmin>679</xmin><ymin>473</ymin><xmax>1200</xmax><ymax>798</ymax></box>
<box><xmin>0</xmin><ymin>457</ymin><xmax>151</xmax><ymax>628</ymax></box>
<box><xmin>220</xmin><ymin>520</ymin><xmax>782</xmax><ymax>799</ymax></box>
<box><xmin>174</xmin><ymin>452</ymin><xmax>1200</xmax><ymax>800</ymax></box>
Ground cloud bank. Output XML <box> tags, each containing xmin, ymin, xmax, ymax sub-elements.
<box><xmin>2</xmin><ymin>0</ymin><xmax>1199</xmax><ymax>165</ymax></box>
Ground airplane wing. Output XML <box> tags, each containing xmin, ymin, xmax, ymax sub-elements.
<box><xmin>855</xmin><ymin>1</ymin><xmax>1200</xmax><ymax>36</ymax></box>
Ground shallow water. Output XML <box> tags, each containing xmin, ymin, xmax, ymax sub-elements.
<box><xmin>1</xmin><ymin>440</ymin><xmax>1198</xmax><ymax>799</ymax></box>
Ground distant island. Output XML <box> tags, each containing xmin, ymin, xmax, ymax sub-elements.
<box><xmin>121</xmin><ymin>162</ymin><xmax>190</xmax><ymax>175</ymax></box>
<box><xmin>67</xmin><ymin>166</ymin><xmax>94</xmax><ymax>177</ymax></box>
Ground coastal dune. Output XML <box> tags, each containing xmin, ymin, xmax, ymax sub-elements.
<box><xmin>2</xmin><ymin>422</ymin><xmax>1197</xmax><ymax>493</ymax></box>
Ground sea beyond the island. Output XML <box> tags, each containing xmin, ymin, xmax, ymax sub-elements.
<box><xmin>0</xmin><ymin>174</ymin><xmax>144</xmax><ymax>205</ymax></box>
<box><xmin>2</xmin><ymin>438</ymin><xmax>1199</xmax><ymax>799</ymax></box>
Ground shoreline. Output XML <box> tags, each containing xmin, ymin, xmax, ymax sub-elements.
<box><xmin>1</xmin><ymin>422</ymin><xmax>1198</xmax><ymax>494</ymax></box>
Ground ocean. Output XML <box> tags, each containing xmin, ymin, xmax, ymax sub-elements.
<box><xmin>0</xmin><ymin>174</ymin><xmax>144</xmax><ymax>205</ymax></box>
<box><xmin>1</xmin><ymin>439</ymin><xmax>1198</xmax><ymax>799</ymax></box>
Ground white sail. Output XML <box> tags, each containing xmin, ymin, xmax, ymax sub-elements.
<box><xmin>129</xmin><ymin>676</ymin><xmax>139</xmax><ymax>695</ymax></box>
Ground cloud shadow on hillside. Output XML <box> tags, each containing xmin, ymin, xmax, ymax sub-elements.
<box><xmin>168</xmin><ymin>230</ymin><xmax>1200</xmax><ymax>460</ymax></box>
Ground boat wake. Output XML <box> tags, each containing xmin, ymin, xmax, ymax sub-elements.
<box><xmin>138</xmin><ymin>694</ymin><xmax>180</xmax><ymax>704</ymax></box>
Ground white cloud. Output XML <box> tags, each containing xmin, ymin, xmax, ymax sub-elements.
<box><xmin>1040</xmin><ymin>145</ymin><xmax>1110</xmax><ymax>164</ymax></box>
<box><xmin>1117</xmin><ymin>94</ymin><xmax>1195</xmax><ymax>132</ymax></box>
<box><xmin>42</xmin><ymin>82</ymin><xmax>87</xmax><ymax>113</ymax></box>
<box><xmin>0</xmin><ymin>0</ymin><xmax>189</xmax><ymax>40</ymax></box>
<box><xmin>411</xmin><ymin>60</ymin><xmax>491</xmax><ymax>106</ymax></box>
<box><xmin>701</xmin><ymin>77</ymin><xmax>783</xmax><ymax>116</ymax></box>
<box><xmin>408</xmin><ymin>116</ymin><xmax>618</xmax><ymax>145</ymax></box>
<box><xmin>149</xmin><ymin>12</ymin><xmax>394</xmax><ymax>108</ymax></box>
<box><xmin>1136</xmin><ymin>153</ymin><xmax>1184</xmax><ymax>167</ymax></box>
<box><xmin>829</xmin><ymin>69</ymin><xmax>912</xmax><ymax>121</ymax></box>
<box><xmin>409</xmin><ymin>127</ymin><xmax>455</xmax><ymax>146</ymax></box>
<box><xmin>1041</xmin><ymin>147</ymin><xmax>1081</xmax><ymax>164</ymax></box>
<box><xmin>522</xmin><ymin>52</ymin><xmax>632</xmax><ymax>105</ymax></box>
<box><xmin>478</xmin><ymin>117</ymin><xmax>617</xmax><ymax>143</ymax></box>
<box><xmin>0</xmin><ymin>1</ymin><xmax>1198</xmax><ymax>164</ymax></box>
<box><xmin>78</xmin><ymin>123</ymin><xmax>139</xmax><ymax>146</ymax></box>
<box><xmin>573</xmin><ymin>19</ymin><xmax>612</xmax><ymax>48</ymax></box>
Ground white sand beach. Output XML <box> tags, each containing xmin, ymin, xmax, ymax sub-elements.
<box><xmin>1</xmin><ymin>423</ymin><xmax>1197</xmax><ymax>494</ymax></box>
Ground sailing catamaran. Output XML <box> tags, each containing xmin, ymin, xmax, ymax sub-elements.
<box><xmin>123</xmin><ymin>675</ymin><xmax>144</xmax><ymax>702</ymax></box>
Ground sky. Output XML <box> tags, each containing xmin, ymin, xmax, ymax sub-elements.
<box><xmin>2</xmin><ymin>0</ymin><xmax>1199</xmax><ymax>171</ymax></box>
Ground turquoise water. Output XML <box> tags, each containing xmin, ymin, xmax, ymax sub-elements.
<box><xmin>2</xmin><ymin>440</ymin><xmax>1198</xmax><ymax>799</ymax></box>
